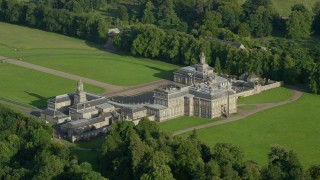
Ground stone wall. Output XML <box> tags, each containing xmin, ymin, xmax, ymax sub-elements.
<box><xmin>236</xmin><ymin>81</ymin><xmax>283</xmax><ymax>98</ymax></box>
<box><xmin>211</xmin><ymin>95</ymin><xmax>237</xmax><ymax>118</ymax></box>
<box><xmin>70</xmin><ymin>126</ymin><xmax>109</xmax><ymax>143</ymax></box>
<box><xmin>260</xmin><ymin>81</ymin><xmax>283</xmax><ymax>91</ymax></box>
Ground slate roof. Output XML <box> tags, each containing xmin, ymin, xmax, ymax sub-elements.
<box><xmin>144</xmin><ymin>104</ymin><xmax>167</xmax><ymax>110</ymax></box>
<box><xmin>122</xmin><ymin>106</ymin><xmax>147</xmax><ymax>113</ymax></box>
<box><xmin>41</xmin><ymin>108</ymin><xmax>68</xmax><ymax>118</ymax></box>
<box><xmin>174</xmin><ymin>65</ymin><xmax>214</xmax><ymax>79</ymax></box>
<box><xmin>62</xmin><ymin>115</ymin><xmax>110</xmax><ymax>129</ymax></box>
<box><xmin>174</xmin><ymin>65</ymin><xmax>228</xmax><ymax>84</ymax></box>
<box><xmin>70</xmin><ymin>97</ymin><xmax>108</xmax><ymax>110</ymax></box>
<box><xmin>77</xmin><ymin>107</ymin><xmax>98</xmax><ymax>114</ymax></box>
<box><xmin>48</xmin><ymin>93</ymin><xmax>74</xmax><ymax>103</ymax></box>
<box><xmin>96</xmin><ymin>103</ymin><xmax>114</xmax><ymax>110</ymax></box>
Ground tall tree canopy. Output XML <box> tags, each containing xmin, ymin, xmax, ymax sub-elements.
<box><xmin>287</xmin><ymin>4</ymin><xmax>312</xmax><ymax>39</ymax></box>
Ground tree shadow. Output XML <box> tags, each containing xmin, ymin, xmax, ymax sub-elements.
<box><xmin>24</xmin><ymin>91</ymin><xmax>48</xmax><ymax>109</ymax></box>
<box><xmin>284</xmin><ymin>84</ymin><xmax>311</xmax><ymax>93</ymax></box>
<box><xmin>85</xmin><ymin>41</ymin><xmax>106</xmax><ymax>51</ymax></box>
<box><xmin>30</xmin><ymin>110</ymin><xmax>41</xmax><ymax>117</ymax></box>
<box><xmin>144</xmin><ymin>65</ymin><xmax>175</xmax><ymax>81</ymax></box>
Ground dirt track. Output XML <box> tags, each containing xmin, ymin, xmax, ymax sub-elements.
<box><xmin>172</xmin><ymin>89</ymin><xmax>303</xmax><ymax>136</ymax></box>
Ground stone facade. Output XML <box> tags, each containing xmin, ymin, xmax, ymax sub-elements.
<box><xmin>42</xmin><ymin>80</ymin><xmax>120</xmax><ymax>142</ymax></box>
<box><xmin>110</xmin><ymin>53</ymin><xmax>238</xmax><ymax>122</ymax></box>
<box><xmin>173</xmin><ymin>53</ymin><xmax>221</xmax><ymax>86</ymax></box>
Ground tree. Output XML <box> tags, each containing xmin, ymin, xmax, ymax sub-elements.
<box><xmin>131</xmin><ymin>25</ymin><xmax>165</xmax><ymax>57</ymax></box>
<box><xmin>129</xmin><ymin>132</ymin><xmax>145</xmax><ymax>178</ymax></box>
<box><xmin>100</xmin><ymin>121</ymin><xmax>135</xmax><ymax>178</ymax></box>
<box><xmin>287</xmin><ymin>4</ymin><xmax>312</xmax><ymax>39</ymax></box>
<box><xmin>262</xmin><ymin>145</ymin><xmax>304</xmax><ymax>180</ymax></box>
<box><xmin>135</xmin><ymin>117</ymin><xmax>160</xmax><ymax>140</ymax></box>
<box><xmin>175</xmin><ymin>140</ymin><xmax>205</xmax><ymax>179</ymax></box>
<box><xmin>174</xmin><ymin>0</ymin><xmax>197</xmax><ymax>25</ymax></box>
<box><xmin>205</xmin><ymin>160</ymin><xmax>221</xmax><ymax>179</ymax></box>
<box><xmin>157</xmin><ymin>0</ymin><xmax>181</xmax><ymax>29</ymax></box>
<box><xmin>90</xmin><ymin>17</ymin><xmax>108</xmax><ymax>42</ymax></box>
<box><xmin>215</xmin><ymin>57</ymin><xmax>222</xmax><ymax>74</ymax></box>
<box><xmin>237</xmin><ymin>22</ymin><xmax>251</xmax><ymax>37</ymax></box>
<box><xmin>3</xmin><ymin>0</ymin><xmax>22</xmax><ymax>23</ymax></box>
<box><xmin>309</xmin><ymin>61</ymin><xmax>320</xmax><ymax>94</ymax></box>
<box><xmin>141</xmin><ymin>1</ymin><xmax>156</xmax><ymax>24</ymax></box>
<box><xmin>242</xmin><ymin>0</ymin><xmax>273</xmax><ymax>16</ymax></box>
<box><xmin>199</xmin><ymin>10</ymin><xmax>222</xmax><ymax>36</ymax></box>
<box><xmin>33</xmin><ymin>154</ymin><xmax>65</xmax><ymax>179</ymax></box>
<box><xmin>212</xmin><ymin>143</ymin><xmax>243</xmax><ymax>167</ymax></box>
<box><xmin>160</xmin><ymin>31</ymin><xmax>180</xmax><ymax>63</ymax></box>
<box><xmin>307</xmin><ymin>165</ymin><xmax>320</xmax><ymax>179</ymax></box>
<box><xmin>118</xmin><ymin>6</ymin><xmax>129</xmax><ymax>21</ymax></box>
<box><xmin>218</xmin><ymin>3</ymin><xmax>242</xmax><ymax>30</ymax></box>
<box><xmin>241</xmin><ymin>161</ymin><xmax>261</xmax><ymax>180</ymax></box>
<box><xmin>313</xmin><ymin>2</ymin><xmax>320</xmax><ymax>35</ymax></box>
<box><xmin>0</xmin><ymin>142</ymin><xmax>11</xmax><ymax>165</ymax></box>
<box><xmin>222</xmin><ymin>164</ymin><xmax>242</xmax><ymax>180</ymax></box>
<box><xmin>188</xmin><ymin>129</ymin><xmax>198</xmax><ymax>139</ymax></box>
<box><xmin>248</xmin><ymin>6</ymin><xmax>273</xmax><ymax>37</ymax></box>
<box><xmin>64</xmin><ymin>162</ymin><xmax>107</xmax><ymax>179</ymax></box>
<box><xmin>140</xmin><ymin>151</ymin><xmax>174</xmax><ymax>180</ymax></box>
<box><xmin>23</xmin><ymin>3</ymin><xmax>37</xmax><ymax>26</ymax></box>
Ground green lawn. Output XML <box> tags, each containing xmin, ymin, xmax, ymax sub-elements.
<box><xmin>0</xmin><ymin>22</ymin><xmax>97</xmax><ymax>50</ymax></box>
<box><xmin>159</xmin><ymin>116</ymin><xmax>223</xmax><ymax>132</ymax></box>
<box><xmin>181</xmin><ymin>93</ymin><xmax>320</xmax><ymax>168</ymax></box>
<box><xmin>0</xmin><ymin>99</ymin><xmax>34</xmax><ymax>110</ymax></box>
<box><xmin>0</xmin><ymin>22</ymin><xmax>178</xmax><ymax>86</ymax></box>
<box><xmin>238</xmin><ymin>87</ymin><xmax>293</xmax><ymax>104</ymax></box>
<box><xmin>20</xmin><ymin>53</ymin><xmax>178</xmax><ymax>86</ymax></box>
<box><xmin>0</xmin><ymin>63</ymin><xmax>104</xmax><ymax>108</ymax></box>
<box><xmin>271</xmin><ymin>0</ymin><xmax>319</xmax><ymax>17</ymax></box>
<box><xmin>238</xmin><ymin>0</ymin><xmax>318</xmax><ymax>17</ymax></box>
<box><xmin>76</xmin><ymin>136</ymin><xmax>106</xmax><ymax>149</ymax></box>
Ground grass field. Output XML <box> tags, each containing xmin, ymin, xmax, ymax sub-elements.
<box><xmin>238</xmin><ymin>0</ymin><xmax>319</xmax><ymax>17</ymax></box>
<box><xmin>159</xmin><ymin>116</ymin><xmax>224</xmax><ymax>132</ymax></box>
<box><xmin>238</xmin><ymin>105</ymin><xmax>256</xmax><ymax>110</ymax></box>
<box><xmin>0</xmin><ymin>22</ymin><xmax>178</xmax><ymax>86</ymax></box>
<box><xmin>76</xmin><ymin>136</ymin><xmax>106</xmax><ymax>149</ymax></box>
<box><xmin>20</xmin><ymin>53</ymin><xmax>178</xmax><ymax>86</ymax></box>
<box><xmin>0</xmin><ymin>99</ymin><xmax>34</xmax><ymax>110</ymax></box>
<box><xmin>0</xmin><ymin>22</ymin><xmax>97</xmax><ymax>50</ymax></box>
<box><xmin>238</xmin><ymin>87</ymin><xmax>293</xmax><ymax>104</ymax></box>
<box><xmin>0</xmin><ymin>63</ymin><xmax>104</xmax><ymax>108</ymax></box>
<box><xmin>181</xmin><ymin>93</ymin><xmax>320</xmax><ymax>168</ymax></box>
<box><xmin>271</xmin><ymin>0</ymin><xmax>319</xmax><ymax>17</ymax></box>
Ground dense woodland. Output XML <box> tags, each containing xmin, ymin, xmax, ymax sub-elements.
<box><xmin>0</xmin><ymin>0</ymin><xmax>319</xmax><ymax>94</ymax></box>
<box><xmin>0</xmin><ymin>106</ymin><xmax>106</xmax><ymax>179</ymax></box>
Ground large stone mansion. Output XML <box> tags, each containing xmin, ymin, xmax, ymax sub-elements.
<box><xmin>42</xmin><ymin>53</ymin><xmax>281</xmax><ymax>142</ymax></box>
